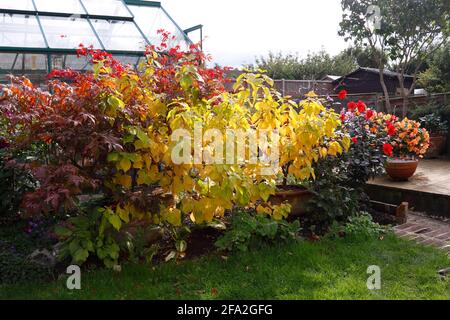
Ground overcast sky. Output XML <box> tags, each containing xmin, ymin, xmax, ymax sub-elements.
<box><xmin>162</xmin><ymin>0</ymin><xmax>350</xmax><ymax>67</ymax></box>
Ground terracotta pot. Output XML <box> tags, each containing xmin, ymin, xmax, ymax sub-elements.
<box><xmin>425</xmin><ymin>134</ymin><xmax>447</xmax><ymax>158</ymax></box>
<box><xmin>268</xmin><ymin>185</ymin><xmax>313</xmax><ymax>217</ymax></box>
<box><xmin>385</xmin><ymin>158</ymin><xmax>419</xmax><ymax>181</ymax></box>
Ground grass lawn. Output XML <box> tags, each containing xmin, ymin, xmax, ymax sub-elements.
<box><xmin>1</xmin><ymin>234</ymin><xmax>449</xmax><ymax>300</ymax></box>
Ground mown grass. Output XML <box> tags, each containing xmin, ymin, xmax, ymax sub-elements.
<box><xmin>0</xmin><ymin>234</ymin><xmax>449</xmax><ymax>300</ymax></box>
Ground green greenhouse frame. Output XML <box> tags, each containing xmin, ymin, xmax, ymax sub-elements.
<box><xmin>0</xmin><ymin>0</ymin><xmax>201</xmax><ymax>83</ymax></box>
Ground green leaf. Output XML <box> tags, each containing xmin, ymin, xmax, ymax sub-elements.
<box><xmin>54</xmin><ymin>226</ymin><xmax>73</xmax><ymax>238</ymax></box>
<box><xmin>108</xmin><ymin>214</ymin><xmax>122</xmax><ymax>231</ymax></box>
<box><xmin>180</xmin><ymin>75</ymin><xmax>193</xmax><ymax>91</ymax></box>
<box><xmin>175</xmin><ymin>240</ymin><xmax>187</xmax><ymax>253</ymax></box>
<box><xmin>135</xmin><ymin>128</ymin><xmax>151</xmax><ymax>149</ymax></box>
<box><xmin>107</xmin><ymin>95</ymin><xmax>125</xmax><ymax>110</ymax></box>
<box><xmin>107</xmin><ymin>152</ymin><xmax>120</xmax><ymax>162</ymax></box>
<box><xmin>69</xmin><ymin>240</ymin><xmax>80</xmax><ymax>255</ymax></box>
<box><xmin>73</xmin><ymin>248</ymin><xmax>89</xmax><ymax>263</ymax></box>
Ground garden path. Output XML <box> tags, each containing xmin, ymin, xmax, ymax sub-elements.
<box><xmin>395</xmin><ymin>212</ymin><xmax>450</xmax><ymax>251</ymax></box>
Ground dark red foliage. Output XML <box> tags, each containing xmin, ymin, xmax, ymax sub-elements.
<box><xmin>0</xmin><ymin>31</ymin><xmax>232</xmax><ymax>216</ymax></box>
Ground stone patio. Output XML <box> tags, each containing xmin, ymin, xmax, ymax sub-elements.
<box><xmin>394</xmin><ymin>212</ymin><xmax>450</xmax><ymax>251</ymax></box>
<box><xmin>370</xmin><ymin>159</ymin><xmax>450</xmax><ymax>196</ymax></box>
<box><xmin>366</xmin><ymin>158</ymin><xmax>450</xmax><ymax>218</ymax></box>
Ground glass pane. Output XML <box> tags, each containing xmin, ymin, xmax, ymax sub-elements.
<box><xmin>81</xmin><ymin>0</ymin><xmax>132</xmax><ymax>17</ymax></box>
<box><xmin>34</xmin><ymin>0</ymin><xmax>86</xmax><ymax>15</ymax></box>
<box><xmin>0</xmin><ymin>0</ymin><xmax>35</xmax><ymax>11</ymax></box>
<box><xmin>0</xmin><ymin>54</ymin><xmax>48</xmax><ymax>86</ymax></box>
<box><xmin>9</xmin><ymin>54</ymin><xmax>47</xmax><ymax>71</ymax></box>
<box><xmin>90</xmin><ymin>19</ymin><xmax>146</xmax><ymax>51</ymax></box>
<box><xmin>0</xmin><ymin>14</ymin><xmax>46</xmax><ymax>48</ymax></box>
<box><xmin>129</xmin><ymin>5</ymin><xmax>190</xmax><ymax>50</ymax></box>
<box><xmin>0</xmin><ymin>53</ymin><xmax>17</xmax><ymax>70</ymax></box>
<box><xmin>114</xmin><ymin>55</ymin><xmax>139</xmax><ymax>67</ymax></box>
<box><xmin>24</xmin><ymin>54</ymin><xmax>47</xmax><ymax>70</ymax></box>
<box><xmin>64</xmin><ymin>54</ymin><xmax>92</xmax><ymax>70</ymax></box>
<box><xmin>39</xmin><ymin>16</ymin><xmax>101</xmax><ymax>49</ymax></box>
<box><xmin>12</xmin><ymin>54</ymin><xmax>24</xmax><ymax>70</ymax></box>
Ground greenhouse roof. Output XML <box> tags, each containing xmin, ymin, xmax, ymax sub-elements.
<box><xmin>0</xmin><ymin>0</ymin><xmax>197</xmax><ymax>83</ymax></box>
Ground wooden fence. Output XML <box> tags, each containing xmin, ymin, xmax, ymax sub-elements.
<box><xmin>273</xmin><ymin>79</ymin><xmax>334</xmax><ymax>97</ymax></box>
<box><xmin>226</xmin><ymin>77</ymin><xmax>450</xmax><ymax>114</ymax></box>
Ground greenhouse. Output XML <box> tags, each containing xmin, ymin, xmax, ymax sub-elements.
<box><xmin>0</xmin><ymin>0</ymin><xmax>199</xmax><ymax>84</ymax></box>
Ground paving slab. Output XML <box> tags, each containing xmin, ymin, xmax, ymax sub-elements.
<box><xmin>366</xmin><ymin>159</ymin><xmax>450</xmax><ymax>218</ymax></box>
<box><xmin>369</xmin><ymin>159</ymin><xmax>450</xmax><ymax>196</ymax></box>
<box><xmin>394</xmin><ymin>212</ymin><xmax>450</xmax><ymax>250</ymax></box>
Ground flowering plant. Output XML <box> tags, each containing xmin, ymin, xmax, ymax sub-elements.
<box><xmin>388</xmin><ymin>118</ymin><xmax>430</xmax><ymax>158</ymax></box>
<box><xmin>339</xmin><ymin>101</ymin><xmax>391</xmax><ymax>184</ymax></box>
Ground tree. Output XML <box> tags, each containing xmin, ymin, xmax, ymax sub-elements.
<box><xmin>339</xmin><ymin>0</ymin><xmax>394</xmax><ymax>112</ymax></box>
<box><xmin>418</xmin><ymin>43</ymin><xmax>450</xmax><ymax>93</ymax></box>
<box><xmin>385</xmin><ymin>0</ymin><xmax>449</xmax><ymax>115</ymax></box>
<box><xmin>342</xmin><ymin>46</ymin><xmax>383</xmax><ymax>69</ymax></box>
<box><xmin>339</xmin><ymin>0</ymin><xmax>450</xmax><ymax>115</ymax></box>
<box><xmin>249</xmin><ymin>49</ymin><xmax>358</xmax><ymax>80</ymax></box>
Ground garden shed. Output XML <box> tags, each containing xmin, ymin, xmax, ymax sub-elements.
<box><xmin>333</xmin><ymin>67</ymin><xmax>414</xmax><ymax>95</ymax></box>
<box><xmin>0</xmin><ymin>0</ymin><xmax>197</xmax><ymax>85</ymax></box>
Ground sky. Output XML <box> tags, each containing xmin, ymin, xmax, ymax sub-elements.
<box><xmin>162</xmin><ymin>0</ymin><xmax>350</xmax><ymax>68</ymax></box>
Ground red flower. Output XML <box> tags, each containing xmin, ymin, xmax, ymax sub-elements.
<box><xmin>338</xmin><ymin>90</ymin><xmax>347</xmax><ymax>100</ymax></box>
<box><xmin>351</xmin><ymin>137</ymin><xmax>358</xmax><ymax>144</ymax></box>
<box><xmin>357</xmin><ymin>100</ymin><xmax>366</xmax><ymax>113</ymax></box>
<box><xmin>383</xmin><ymin>143</ymin><xmax>394</xmax><ymax>156</ymax></box>
<box><xmin>347</xmin><ymin>101</ymin><xmax>356</xmax><ymax>112</ymax></box>
<box><xmin>365</xmin><ymin>109</ymin><xmax>374</xmax><ymax>120</ymax></box>
<box><xmin>387</xmin><ymin>124</ymin><xmax>396</xmax><ymax>136</ymax></box>
<box><xmin>340</xmin><ymin>113</ymin><xmax>346</xmax><ymax>122</ymax></box>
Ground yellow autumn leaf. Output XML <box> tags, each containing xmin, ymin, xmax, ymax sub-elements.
<box><xmin>341</xmin><ymin>135</ymin><xmax>351</xmax><ymax>151</ymax></box>
<box><xmin>161</xmin><ymin>207</ymin><xmax>182</xmax><ymax>226</ymax></box>
<box><xmin>114</xmin><ymin>174</ymin><xmax>132</xmax><ymax>188</ymax></box>
<box><xmin>328</xmin><ymin>141</ymin><xmax>343</xmax><ymax>156</ymax></box>
<box><xmin>118</xmin><ymin>158</ymin><xmax>131</xmax><ymax>172</ymax></box>
<box><xmin>116</xmin><ymin>205</ymin><xmax>130</xmax><ymax>223</ymax></box>
<box><xmin>256</xmin><ymin>205</ymin><xmax>272</xmax><ymax>215</ymax></box>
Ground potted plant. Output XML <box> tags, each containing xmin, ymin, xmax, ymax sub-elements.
<box><xmin>384</xmin><ymin>118</ymin><xmax>430</xmax><ymax>181</ymax></box>
<box><xmin>340</xmin><ymin>104</ymin><xmax>392</xmax><ymax>185</ymax></box>
<box><xmin>418</xmin><ymin>113</ymin><xmax>448</xmax><ymax>158</ymax></box>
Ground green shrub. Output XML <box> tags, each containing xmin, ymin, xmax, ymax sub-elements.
<box><xmin>409</xmin><ymin>103</ymin><xmax>450</xmax><ymax>120</ymax></box>
<box><xmin>418</xmin><ymin>113</ymin><xmax>448</xmax><ymax>135</ymax></box>
<box><xmin>329</xmin><ymin>212</ymin><xmax>390</xmax><ymax>240</ymax></box>
<box><xmin>0</xmin><ymin>147</ymin><xmax>38</xmax><ymax>218</ymax></box>
<box><xmin>306</xmin><ymin>155</ymin><xmax>362</xmax><ymax>225</ymax></box>
<box><xmin>55</xmin><ymin>207</ymin><xmax>121</xmax><ymax>269</ymax></box>
<box><xmin>215</xmin><ymin>211</ymin><xmax>301</xmax><ymax>252</ymax></box>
